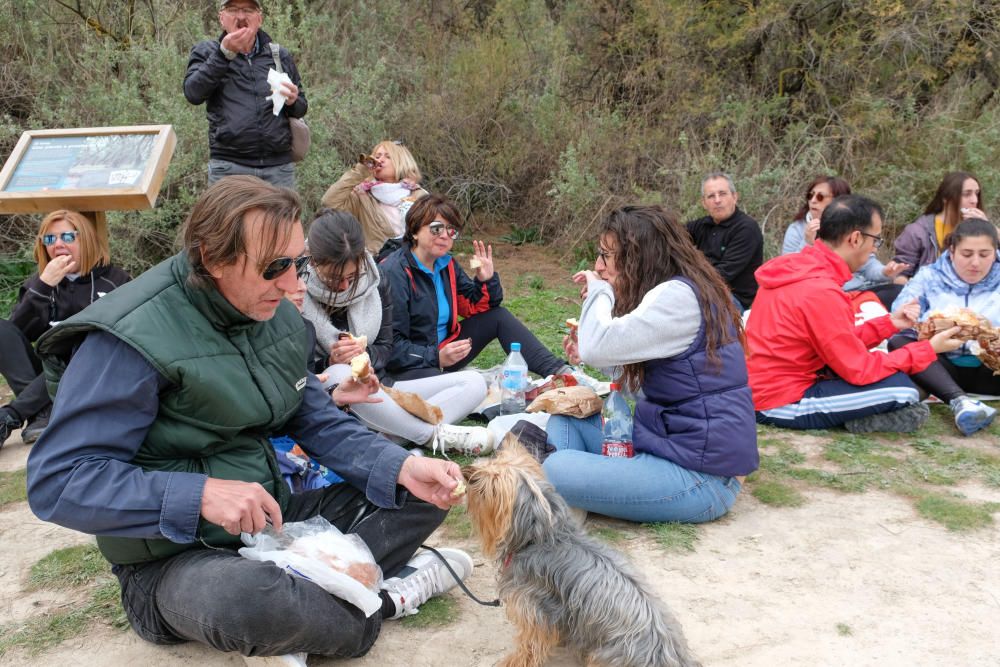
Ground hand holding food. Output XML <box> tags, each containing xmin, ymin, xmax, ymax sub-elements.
<box><xmin>471</xmin><ymin>240</ymin><xmax>494</xmax><ymax>281</ymax></box>
<box><xmin>330</xmin><ymin>333</ymin><xmax>367</xmax><ymax>365</ymax></box>
<box><xmin>917</xmin><ymin>307</ymin><xmax>997</xmax><ymax>342</ymax></box>
<box><xmin>439</xmin><ymin>338</ymin><xmax>472</xmax><ymax>368</ymax></box>
<box><xmin>40</xmin><ymin>254</ymin><xmax>77</xmax><ymax>287</ymax></box>
<box><xmin>350</xmin><ymin>352</ymin><xmax>372</xmax><ymax>382</ymax></box>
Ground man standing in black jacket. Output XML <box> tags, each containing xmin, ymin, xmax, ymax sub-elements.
<box><xmin>686</xmin><ymin>172</ymin><xmax>763</xmax><ymax>311</ymax></box>
<box><xmin>184</xmin><ymin>0</ymin><xmax>307</xmax><ymax>188</ymax></box>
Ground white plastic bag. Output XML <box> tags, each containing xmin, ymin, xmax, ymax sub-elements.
<box><xmin>239</xmin><ymin>516</ymin><xmax>383</xmax><ymax>616</ymax></box>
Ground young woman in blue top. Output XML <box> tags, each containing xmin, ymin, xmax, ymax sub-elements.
<box><xmin>888</xmin><ymin>218</ymin><xmax>1000</xmax><ymax>436</ymax></box>
<box><xmin>379</xmin><ymin>194</ymin><xmax>568</xmax><ymax>382</ymax></box>
<box><xmin>545</xmin><ymin>205</ymin><xmax>758</xmax><ymax>523</ymax></box>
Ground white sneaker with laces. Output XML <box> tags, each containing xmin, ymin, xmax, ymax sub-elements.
<box><xmin>382</xmin><ymin>548</ymin><xmax>474</xmax><ymax>619</ymax></box>
<box><xmin>243</xmin><ymin>653</ymin><xmax>308</xmax><ymax>667</ymax></box>
<box><xmin>433</xmin><ymin>424</ymin><xmax>495</xmax><ymax>456</ymax></box>
<box><xmin>951</xmin><ymin>396</ymin><xmax>997</xmax><ymax>436</ymax></box>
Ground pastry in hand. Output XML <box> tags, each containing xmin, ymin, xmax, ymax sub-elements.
<box><xmin>350</xmin><ymin>352</ymin><xmax>372</xmax><ymax>382</ymax></box>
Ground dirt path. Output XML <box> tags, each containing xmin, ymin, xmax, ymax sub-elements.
<box><xmin>3</xmin><ymin>426</ymin><xmax>999</xmax><ymax>667</ymax></box>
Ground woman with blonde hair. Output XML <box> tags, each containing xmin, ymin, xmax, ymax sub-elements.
<box><xmin>321</xmin><ymin>140</ymin><xmax>428</xmax><ymax>255</ymax></box>
<box><xmin>0</xmin><ymin>210</ymin><xmax>130</xmax><ymax>448</ymax></box>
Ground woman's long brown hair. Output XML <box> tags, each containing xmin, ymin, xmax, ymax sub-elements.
<box><xmin>598</xmin><ymin>205</ymin><xmax>745</xmax><ymax>392</ymax></box>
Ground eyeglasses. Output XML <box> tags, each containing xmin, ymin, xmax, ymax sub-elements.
<box><xmin>428</xmin><ymin>221</ymin><xmax>460</xmax><ymax>240</ymax></box>
<box><xmin>222</xmin><ymin>6</ymin><xmax>260</xmax><ymax>16</ymax></box>
<box><xmin>859</xmin><ymin>231</ymin><xmax>884</xmax><ymax>249</ymax></box>
<box><xmin>596</xmin><ymin>249</ymin><xmax>613</xmax><ymax>263</ymax></box>
<box><xmin>261</xmin><ymin>255</ymin><xmax>310</xmax><ymax>280</ymax></box>
<box><xmin>315</xmin><ymin>263</ymin><xmax>364</xmax><ymax>290</ymax></box>
<box><xmin>808</xmin><ymin>191</ymin><xmax>828</xmax><ymax>203</ymax></box>
<box><xmin>42</xmin><ymin>231</ymin><xmax>79</xmax><ymax>245</ymax></box>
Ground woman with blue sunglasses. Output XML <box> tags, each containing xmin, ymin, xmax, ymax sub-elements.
<box><xmin>0</xmin><ymin>210</ymin><xmax>130</xmax><ymax>449</ymax></box>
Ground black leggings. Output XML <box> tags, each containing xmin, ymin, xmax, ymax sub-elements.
<box><xmin>888</xmin><ymin>333</ymin><xmax>1000</xmax><ymax>401</ymax></box>
<box><xmin>392</xmin><ymin>306</ymin><xmax>565</xmax><ymax>381</ymax></box>
<box><xmin>0</xmin><ymin>319</ymin><xmax>51</xmax><ymax>422</ymax></box>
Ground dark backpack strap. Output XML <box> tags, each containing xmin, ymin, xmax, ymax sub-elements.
<box><xmin>269</xmin><ymin>43</ymin><xmax>283</xmax><ymax>73</ymax></box>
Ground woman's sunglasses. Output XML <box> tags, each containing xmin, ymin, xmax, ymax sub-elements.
<box><xmin>807</xmin><ymin>191</ymin><xmax>828</xmax><ymax>203</ymax></box>
<box><xmin>42</xmin><ymin>231</ymin><xmax>79</xmax><ymax>245</ymax></box>
<box><xmin>428</xmin><ymin>221</ymin><xmax>460</xmax><ymax>240</ymax></box>
<box><xmin>262</xmin><ymin>254</ymin><xmax>311</xmax><ymax>280</ymax></box>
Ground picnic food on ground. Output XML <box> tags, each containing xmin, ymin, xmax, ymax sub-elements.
<box><xmin>527</xmin><ymin>385</ymin><xmax>603</xmax><ymax>418</ymax></box>
<box><xmin>383</xmin><ymin>385</ymin><xmax>444</xmax><ymax>424</ymax></box>
<box><xmin>350</xmin><ymin>352</ymin><xmax>373</xmax><ymax>382</ymax></box>
<box><xmin>917</xmin><ymin>307</ymin><xmax>997</xmax><ymax>342</ymax></box>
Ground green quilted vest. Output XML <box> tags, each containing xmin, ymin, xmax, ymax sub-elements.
<box><xmin>38</xmin><ymin>252</ymin><xmax>309</xmax><ymax>565</ymax></box>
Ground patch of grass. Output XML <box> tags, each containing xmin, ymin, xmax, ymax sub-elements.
<box><xmin>441</xmin><ymin>503</ymin><xmax>473</xmax><ymax>540</ymax></box>
<box><xmin>0</xmin><ymin>579</ymin><xmax>126</xmax><ymax>658</ymax></box>
<box><xmin>0</xmin><ymin>468</ymin><xmax>28</xmax><ymax>508</ymax></box>
<box><xmin>913</xmin><ymin>493</ymin><xmax>998</xmax><ymax>531</ymax></box>
<box><xmin>836</xmin><ymin>622</ymin><xmax>853</xmax><ymax>636</ymax></box>
<box><xmin>500</xmin><ymin>226</ymin><xmax>543</xmax><ymax>246</ymax></box>
<box><xmin>748</xmin><ymin>477</ymin><xmax>805</xmax><ymax>507</ymax></box>
<box><xmin>785</xmin><ymin>467</ymin><xmax>875</xmax><ymax>493</ymax></box>
<box><xmin>28</xmin><ymin>545</ymin><xmax>107</xmax><ymax>590</ymax></box>
<box><xmin>647</xmin><ymin>522</ymin><xmax>699</xmax><ymax>552</ymax></box>
<box><xmin>590</xmin><ymin>525</ymin><xmax>628</xmax><ymax>544</ymax></box>
<box><xmin>400</xmin><ymin>595</ymin><xmax>459</xmax><ymax>628</ymax></box>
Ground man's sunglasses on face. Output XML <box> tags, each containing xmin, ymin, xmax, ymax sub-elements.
<box><xmin>42</xmin><ymin>231</ymin><xmax>79</xmax><ymax>245</ymax></box>
<box><xmin>428</xmin><ymin>221</ymin><xmax>460</xmax><ymax>240</ymax></box>
<box><xmin>262</xmin><ymin>255</ymin><xmax>310</xmax><ymax>280</ymax></box>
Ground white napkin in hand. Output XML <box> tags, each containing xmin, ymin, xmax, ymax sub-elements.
<box><xmin>265</xmin><ymin>68</ymin><xmax>293</xmax><ymax>116</ymax></box>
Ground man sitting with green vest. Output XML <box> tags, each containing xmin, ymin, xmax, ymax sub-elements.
<box><xmin>26</xmin><ymin>176</ymin><xmax>473</xmax><ymax>666</ymax></box>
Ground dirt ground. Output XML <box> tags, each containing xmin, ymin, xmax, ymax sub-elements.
<box><xmin>3</xmin><ymin>427</ymin><xmax>999</xmax><ymax>667</ymax></box>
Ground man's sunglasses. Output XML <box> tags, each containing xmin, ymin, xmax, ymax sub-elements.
<box><xmin>428</xmin><ymin>221</ymin><xmax>460</xmax><ymax>240</ymax></box>
<box><xmin>262</xmin><ymin>254</ymin><xmax>311</xmax><ymax>280</ymax></box>
<box><xmin>42</xmin><ymin>231</ymin><xmax>79</xmax><ymax>245</ymax></box>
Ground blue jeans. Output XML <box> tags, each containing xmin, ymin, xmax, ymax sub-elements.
<box><xmin>542</xmin><ymin>414</ymin><xmax>742</xmax><ymax>523</ymax></box>
<box><xmin>113</xmin><ymin>485</ymin><xmax>445</xmax><ymax>658</ymax></box>
<box><xmin>756</xmin><ymin>371</ymin><xmax>919</xmax><ymax>430</ymax></box>
<box><xmin>207</xmin><ymin>158</ymin><xmax>296</xmax><ymax>189</ymax></box>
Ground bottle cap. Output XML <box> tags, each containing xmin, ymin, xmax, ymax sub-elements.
<box><xmin>510</xmin><ymin>342</ymin><xmax>521</xmax><ymax>351</ymax></box>
<box><xmin>610</xmin><ymin>382</ymin><xmax>620</xmax><ymax>391</ymax></box>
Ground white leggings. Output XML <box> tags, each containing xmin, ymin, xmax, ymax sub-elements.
<box><xmin>323</xmin><ymin>365</ymin><xmax>487</xmax><ymax>444</ymax></box>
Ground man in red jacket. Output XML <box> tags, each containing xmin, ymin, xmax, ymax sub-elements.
<box><xmin>746</xmin><ymin>194</ymin><xmax>962</xmax><ymax>432</ymax></box>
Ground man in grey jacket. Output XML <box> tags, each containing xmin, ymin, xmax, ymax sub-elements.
<box><xmin>184</xmin><ymin>0</ymin><xmax>307</xmax><ymax>188</ymax></box>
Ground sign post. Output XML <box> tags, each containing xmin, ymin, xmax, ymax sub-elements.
<box><xmin>0</xmin><ymin>125</ymin><xmax>176</xmax><ymax>244</ymax></box>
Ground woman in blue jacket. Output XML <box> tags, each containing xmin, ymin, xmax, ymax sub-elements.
<box><xmin>545</xmin><ymin>205</ymin><xmax>758</xmax><ymax>523</ymax></box>
<box><xmin>380</xmin><ymin>194</ymin><xmax>568</xmax><ymax>381</ymax></box>
<box><xmin>888</xmin><ymin>218</ymin><xmax>1000</xmax><ymax>436</ymax></box>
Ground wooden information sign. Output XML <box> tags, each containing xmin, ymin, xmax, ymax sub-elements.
<box><xmin>0</xmin><ymin>125</ymin><xmax>176</xmax><ymax>241</ymax></box>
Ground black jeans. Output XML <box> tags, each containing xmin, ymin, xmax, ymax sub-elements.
<box><xmin>888</xmin><ymin>333</ymin><xmax>1000</xmax><ymax>401</ymax></box>
<box><xmin>393</xmin><ymin>306</ymin><xmax>565</xmax><ymax>381</ymax></box>
<box><xmin>0</xmin><ymin>319</ymin><xmax>50</xmax><ymax>422</ymax></box>
<box><xmin>114</xmin><ymin>484</ymin><xmax>446</xmax><ymax>658</ymax></box>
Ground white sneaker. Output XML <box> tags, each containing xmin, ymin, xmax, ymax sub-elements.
<box><xmin>382</xmin><ymin>548</ymin><xmax>474</xmax><ymax>619</ymax></box>
<box><xmin>951</xmin><ymin>396</ymin><xmax>997</xmax><ymax>436</ymax></box>
<box><xmin>433</xmin><ymin>424</ymin><xmax>495</xmax><ymax>456</ymax></box>
<box><xmin>243</xmin><ymin>653</ymin><xmax>308</xmax><ymax>667</ymax></box>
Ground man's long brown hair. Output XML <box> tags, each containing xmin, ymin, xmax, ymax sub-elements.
<box><xmin>599</xmin><ymin>205</ymin><xmax>745</xmax><ymax>391</ymax></box>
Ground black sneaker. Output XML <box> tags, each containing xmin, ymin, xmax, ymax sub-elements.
<box><xmin>0</xmin><ymin>409</ymin><xmax>22</xmax><ymax>450</ymax></box>
<box><xmin>844</xmin><ymin>403</ymin><xmax>930</xmax><ymax>434</ymax></box>
<box><xmin>21</xmin><ymin>406</ymin><xmax>51</xmax><ymax>445</ymax></box>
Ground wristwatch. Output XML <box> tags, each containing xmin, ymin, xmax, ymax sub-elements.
<box><xmin>219</xmin><ymin>43</ymin><xmax>237</xmax><ymax>60</ymax></box>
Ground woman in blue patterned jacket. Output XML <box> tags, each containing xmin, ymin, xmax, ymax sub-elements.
<box><xmin>888</xmin><ymin>218</ymin><xmax>1000</xmax><ymax>436</ymax></box>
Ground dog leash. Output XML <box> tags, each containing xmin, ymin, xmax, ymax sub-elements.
<box><xmin>420</xmin><ymin>543</ymin><xmax>501</xmax><ymax>607</ymax></box>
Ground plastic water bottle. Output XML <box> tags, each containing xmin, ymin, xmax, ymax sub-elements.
<box><xmin>500</xmin><ymin>342</ymin><xmax>528</xmax><ymax>414</ymax></box>
<box><xmin>601</xmin><ymin>383</ymin><xmax>634</xmax><ymax>457</ymax></box>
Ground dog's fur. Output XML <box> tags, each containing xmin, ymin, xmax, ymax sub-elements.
<box><xmin>461</xmin><ymin>437</ymin><xmax>701</xmax><ymax>667</ymax></box>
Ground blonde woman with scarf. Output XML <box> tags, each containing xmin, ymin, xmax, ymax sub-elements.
<box><xmin>301</xmin><ymin>209</ymin><xmax>492</xmax><ymax>455</ymax></box>
<box><xmin>321</xmin><ymin>140</ymin><xmax>428</xmax><ymax>256</ymax></box>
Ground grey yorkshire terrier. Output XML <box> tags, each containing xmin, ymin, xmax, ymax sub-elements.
<box><xmin>461</xmin><ymin>437</ymin><xmax>702</xmax><ymax>667</ymax></box>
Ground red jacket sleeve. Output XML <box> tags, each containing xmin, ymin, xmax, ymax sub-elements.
<box><xmin>800</xmin><ymin>290</ymin><xmax>937</xmax><ymax>385</ymax></box>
